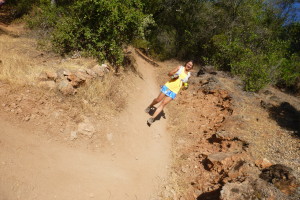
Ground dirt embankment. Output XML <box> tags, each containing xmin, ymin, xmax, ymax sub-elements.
<box><xmin>156</xmin><ymin>61</ymin><xmax>300</xmax><ymax>200</ymax></box>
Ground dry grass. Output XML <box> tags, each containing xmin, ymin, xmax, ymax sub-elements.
<box><xmin>74</xmin><ymin>73</ymin><xmax>128</xmax><ymax>116</ymax></box>
<box><xmin>0</xmin><ymin>28</ymin><xmax>127</xmax><ymax>116</ymax></box>
<box><xmin>0</xmin><ymin>32</ymin><xmax>98</xmax><ymax>85</ymax></box>
<box><xmin>0</xmin><ymin>35</ymin><xmax>41</xmax><ymax>84</ymax></box>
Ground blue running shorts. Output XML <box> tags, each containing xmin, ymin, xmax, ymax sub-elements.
<box><xmin>161</xmin><ymin>85</ymin><xmax>176</xmax><ymax>99</ymax></box>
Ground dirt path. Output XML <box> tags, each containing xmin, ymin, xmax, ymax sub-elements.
<box><xmin>0</xmin><ymin>51</ymin><xmax>171</xmax><ymax>200</ymax></box>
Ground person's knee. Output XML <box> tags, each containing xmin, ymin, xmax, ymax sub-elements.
<box><xmin>154</xmin><ymin>97</ymin><xmax>161</xmax><ymax>103</ymax></box>
<box><xmin>161</xmin><ymin>101</ymin><xmax>168</xmax><ymax>107</ymax></box>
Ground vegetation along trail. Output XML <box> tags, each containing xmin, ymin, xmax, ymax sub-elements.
<box><xmin>0</xmin><ymin>49</ymin><xmax>171</xmax><ymax>200</ymax></box>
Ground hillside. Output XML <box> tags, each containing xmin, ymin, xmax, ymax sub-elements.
<box><xmin>0</xmin><ymin>7</ymin><xmax>299</xmax><ymax>200</ymax></box>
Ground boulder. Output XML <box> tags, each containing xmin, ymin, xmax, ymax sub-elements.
<box><xmin>91</xmin><ymin>64</ymin><xmax>109</xmax><ymax>77</ymax></box>
<box><xmin>67</xmin><ymin>73</ymin><xmax>84</xmax><ymax>88</ymax></box>
<box><xmin>56</xmin><ymin>68</ymin><xmax>71</xmax><ymax>80</ymax></box>
<box><xmin>260</xmin><ymin>164</ymin><xmax>299</xmax><ymax>195</ymax></box>
<box><xmin>220</xmin><ymin>177</ymin><xmax>288</xmax><ymax>200</ymax></box>
<box><xmin>57</xmin><ymin>79</ymin><xmax>76</xmax><ymax>95</ymax></box>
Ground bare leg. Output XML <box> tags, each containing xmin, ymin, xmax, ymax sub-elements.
<box><xmin>148</xmin><ymin>92</ymin><xmax>166</xmax><ymax>108</ymax></box>
<box><xmin>152</xmin><ymin>96</ymin><xmax>173</xmax><ymax>119</ymax></box>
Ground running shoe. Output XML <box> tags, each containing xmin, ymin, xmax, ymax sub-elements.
<box><xmin>145</xmin><ymin>106</ymin><xmax>151</xmax><ymax>113</ymax></box>
<box><xmin>147</xmin><ymin>118</ymin><xmax>154</xmax><ymax>126</ymax></box>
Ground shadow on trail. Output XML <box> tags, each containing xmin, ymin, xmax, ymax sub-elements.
<box><xmin>268</xmin><ymin>102</ymin><xmax>300</xmax><ymax>138</ymax></box>
<box><xmin>149</xmin><ymin>107</ymin><xmax>166</xmax><ymax>121</ymax></box>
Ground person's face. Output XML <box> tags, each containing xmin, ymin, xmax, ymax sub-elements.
<box><xmin>185</xmin><ymin>61</ymin><xmax>193</xmax><ymax>71</ymax></box>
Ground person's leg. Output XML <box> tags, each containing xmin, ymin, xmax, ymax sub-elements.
<box><xmin>151</xmin><ymin>96</ymin><xmax>173</xmax><ymax>119</ymax></box>
<box><xmin>149</xmin><ymin>92</ymin><xmax>166</xmax><ymax>107</ymax></box>
<box><xmin>146</xmin><ymin>92</ymin><xmax>166</xmax><ymax>113</ymax></box>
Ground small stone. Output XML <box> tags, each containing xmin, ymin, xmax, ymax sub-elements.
<box><xmin>255</xmin><ymin>158</ymin><xmax>273</xmax><ymax>169</ymax></box>
<box><xmin>70</xmin><ymin>131</ymin><xmax>77</xmax><ymax>140</ymax></box>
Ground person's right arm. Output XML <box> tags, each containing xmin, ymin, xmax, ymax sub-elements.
<box><xmin>168</xmin><ymin>66</ymin><xmax>181</xmax><ymax>77</ymax></box>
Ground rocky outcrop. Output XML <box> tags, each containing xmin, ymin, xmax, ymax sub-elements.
<box><xmin>38</xmin><ymin>64</ymin><xmax>110</xmax><ymax>95</ymax></box>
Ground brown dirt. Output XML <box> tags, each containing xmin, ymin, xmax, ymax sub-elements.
<box><xmin>0</xmin><ymin>22</ymin><xmax>171</xmax><ymax>199</ymax></box>
<box><xmin>0</xmin><ymin>9</ymin><xmax>299</xmax><ymax>200</ymax></box>
<box><xmin>155</xmin><ymin>62</ymin><xmax>300</xmax><ymax>199</ymax></box>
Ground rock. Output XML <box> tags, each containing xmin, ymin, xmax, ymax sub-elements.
<box><xmin>38</xmin><ymin>80</ymin><xmax>56</xmax><ymax>90</ymax></box>
<box><xmin>75</xmin><ymin>70</ymin><xmax>93</xmax><ymax>81</ymax></box>
<box><xmin>207</xmin><ymin>152</ymin><xmax>235</xmax><ymax>163</ymax></box>
<box><xmin>255</xmin><ymin>158</ymin><xmax>273</xmax><ymax>169</ymax></box>
<box><xmin>91</xmin><ymin>64</ymin><xmax>109</xmax><ymax>77</ymax></box>
<box><xmin>220</xmin><ymin>177</ymin><xmax>288</xmax><ymax>200</ymax></box>
<box><xmin>77</xmin><ymin>118</ymin><xmax>95</xmax><ymax>138</ymax></box>
<box><xmin>67</xmin><ymin>73</ymin><xmax>84</xmax><ymax>88</ymax></box>
<box><xmin>260</xmin><ymin>100</ymin><xmax>274</xmax><ymax>109</ymax></box>
<box><xmin>38</xmin><ymin>71</ymin><xmax>48</xmax><ymax>81</ymax></box>
<box><xmin>91</xmin><ymin>64</ymin><xmax>105</xmax><ymax>77</ymax></box>
<box><xmin>215</xmin><ymin>130</ymin><xmax>235</xmax><ymax>141</ymax></box>
<box><xmin>45</xmin><ymin>71</ymin><xmax>58</xmax><ymax>81</ymax></box>
<box><xmin>24</xmin><ymin>116</ymin><xmax>30</xmax><ymax>121</ymax></box>
<box><xmin>57</xmin><ymin>80</ymin><xmax>76</xmax><ymax>95</ymax></box>
<box><xmin>270</xmin><ymin>95</ymin><xmax>280</xmax><ymax>102</ymax></box>
<box><xmin>56</xmin><ymin>69</ymin><xmax>71</xmax><ymax>80</ymax></box>
<box><xmin>70</xmin><ymin>131</ymin><xmax>77</xmax><ymax>140</ymax></box>
<box><xmin>263</xmin><ymin>90</ymin><xmax>273</xmax><ymax>95</ymax></box>
<box><xmin>203</xmin><ymin>152</ymin><xmax>236</xmax><ymax>170</ymax></box>
<box><xmin>85</xmin><ymin>68</ymin><xmax>98</xmax><ymax>78</ymax></box>
<box><xmin>260</xmin><ymin>164</ymin><xmax>299</xmax><ymax>195</ymax></box>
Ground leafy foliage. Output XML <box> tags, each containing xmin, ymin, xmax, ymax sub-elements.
<box><xmin>8</xmin><ymin>0</ymin><xmax>300</xmax><ymax>92</ymax></box>
<box><xmin>51</xmin><ymin>0</ymin><xmax>146</xmax><ymax>65</ymax></box>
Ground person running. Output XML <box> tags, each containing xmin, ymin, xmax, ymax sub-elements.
<box><xmin>145</xmin><ymin>60</ymin><xmax>194</xmax><ymax>126</ymax></box>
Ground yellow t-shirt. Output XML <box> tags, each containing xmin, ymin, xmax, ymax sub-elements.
<box><xmin>165</xmin><ymin>67</ymin><xmax>188</xmax><ymax>94</ymax></box>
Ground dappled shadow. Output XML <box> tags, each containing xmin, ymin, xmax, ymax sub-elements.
<box><xmin>197</xmin><ymin>188</ymin><xmax>221</xmax><ymax>200</ymax></box>
<box><xmin>268</xmin><ymin>102</ymin><xmax>300</xmax><ymax>137</ymax></box>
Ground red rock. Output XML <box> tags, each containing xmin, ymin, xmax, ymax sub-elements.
<box><xmin>255</xmin><ymin>158</ymin><xmax>273</xmax><ymax>169</ymax></box>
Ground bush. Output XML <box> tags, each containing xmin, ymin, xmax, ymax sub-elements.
<box><xmin>212</xmin><ymin>32</ymin><xmax>293</xmax><ymax>91</ymax></box>
<box><xmin>51</xmin><ymin>0</ymin><xmax>146</xmax><ymax>65</ymax></box>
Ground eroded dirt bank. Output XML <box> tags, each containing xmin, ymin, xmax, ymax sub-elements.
<box><xmin>156</xmin><ymin>61</ymin><xmax>299</xmax><ymax>200</ymax></box>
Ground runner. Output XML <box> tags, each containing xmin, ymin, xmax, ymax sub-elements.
<box><xmin>145</xmin><ymin>60</ymin><xmax>193</xmax><ymax>126</ymax></box>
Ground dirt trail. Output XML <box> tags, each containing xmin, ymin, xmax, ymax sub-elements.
<box><xmin>0</xmin><ymin>51</ymin><xmax>170</xmax><ymax>200</ymax></box>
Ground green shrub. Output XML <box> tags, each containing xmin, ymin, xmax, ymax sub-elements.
<box><xmin>51</xmin><ymin>0</ymin><xmax>146</xmax><ymax>65</ymax></box>
<box><xmin>232</xmin><ymin>53</ymin><xmax>271</xmax><ymax>92</ymax></box>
